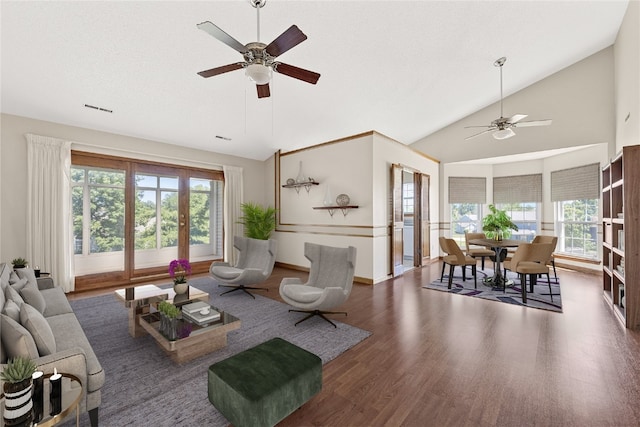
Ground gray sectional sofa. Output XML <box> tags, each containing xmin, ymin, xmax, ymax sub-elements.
<box><xmin>0</xmin><ymin>263</ymin><xmax>104</xmax><ymax>426</ymax></box>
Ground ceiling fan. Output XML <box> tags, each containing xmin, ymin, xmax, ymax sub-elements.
<box><xmin>196</xmin><ymin>0</ymin><xmax>320</xmax><ymax>99</ymax></box>
<box><xmin>465</xmin><ymin>57</ymin><xmax>552</xmax><ymax>140</ymax></box>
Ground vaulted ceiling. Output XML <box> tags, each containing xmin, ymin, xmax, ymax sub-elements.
<box><xmin>1</xmin><ymin>1</ymin><xmax>629</xmax><ymax>161</ymax></box>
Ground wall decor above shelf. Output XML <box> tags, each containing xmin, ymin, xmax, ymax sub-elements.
<box><xmin>313</xmin><ymin>205</ymin><xmax>359</xmax><ymax>217</ymax></box>
<box><xmin>282</xmin><ymin>181</ymin><xmax>319</xmax><ymax>194</ymax></box>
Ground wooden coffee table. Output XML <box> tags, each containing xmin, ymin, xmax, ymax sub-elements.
<box><xmin>114</xmin><ymin>284</ymin><xmax>208</xmax><ymax>337</ymax></box>
<box><xmin>139</xmin><ymin>307</ymin><xmax>241</xmax><ymax>364</ymax></box>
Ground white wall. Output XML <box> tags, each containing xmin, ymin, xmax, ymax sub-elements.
<box><xmin>0</xmin><ymin>113</ymin><xmax>267</xmax><ymax>262</ymax></box>
<box><xmin>273</xmin><ymin>131</ymin><xmax>439</xmax><ymax>284</ymax></box>
<box><xmin>614</xmin><ymin>0</ymin><xmax>640</xmax><ymax>152</ymax></box>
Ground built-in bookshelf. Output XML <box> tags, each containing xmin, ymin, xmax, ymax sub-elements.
<box><xmin>602</xmin><ymin>145</ymin><xmax>640</xmax><ymax>329</ymax></box>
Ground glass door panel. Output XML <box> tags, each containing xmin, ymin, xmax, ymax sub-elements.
<box><xmin>189</xmin><ymin>178</ymin><xmax>223</xmax><ymax>262</ymax></box>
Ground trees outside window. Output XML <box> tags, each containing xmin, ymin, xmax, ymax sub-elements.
<box><xmin>495</xmin><ymin>202</ymin><xmax>539</xmax><ymax>242</ymax></box>
<box><xmin>451</xmin><ymin>203</ymin><xmax>481</xmax><ymax>246</ymax></box>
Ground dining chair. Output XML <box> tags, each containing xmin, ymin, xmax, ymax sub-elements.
<box><xmin>464</xmin><ymin>231</ymin><xmax>495</xmax><ymax>270</ymax></box>
<box><xmin>503</xmin><ymin>242</ymin><xmax>555</xmax><ymax>303</ymax></box>
<box><xmin>532</xmin><ymin>235</ymin><xmax>558</xmax><ymax>281</ymax></box>
<box><xmin>439</xmin><ymin>237</ymin><xmax>477</xmax><ymax>289</ymax></box>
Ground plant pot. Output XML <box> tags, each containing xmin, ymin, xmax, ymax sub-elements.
<box><xmin>3</xmin><ymin>379</ymin><xmax>33</xmax><ymax>427</ymax></box>
<box><xmin>173</xmin><ymin>282</ymin><xmax>188</xmax><ymax>295</ymax></box>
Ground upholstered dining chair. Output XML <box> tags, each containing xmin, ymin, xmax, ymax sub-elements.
<box><xmin>279</xmin><ymin>242</ymin><xmax>357</xmax><ymax>328</ymax></box>
<box><xmin>464</xmin><ymin>231</ymin><xmax>496</xmax><ymax>270</ymax></box>
<box><xmin>439</xmin><ymin>237</ymin><xmax>477</xmax><ymax>289</ymax></box>
<box><xmin>503</xmin><ymin>242</ymin><xmax>555</xmax><ymax>303</ymax></box>
<box><xmin>210</xmin><ymin>236</ymin><xmax>277</xmax><ymax>298</ymax></box>
<box><xmin>532</xmin><ymin>235</ymin><xmax>559</xmax><ymax>281</ymax></box>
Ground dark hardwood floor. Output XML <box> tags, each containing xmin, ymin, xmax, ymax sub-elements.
<box><xmin>70</xmin><ymin>262</ymin><xmax>640</xmax><ymax>426</ymax></box>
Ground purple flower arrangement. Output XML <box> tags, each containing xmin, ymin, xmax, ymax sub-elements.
<box><xmin>168</xmin><ymin>259</ymin><xmax>192</xmax><ymax>284</ymax></box>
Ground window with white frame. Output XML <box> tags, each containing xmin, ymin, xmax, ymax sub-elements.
<box><xmin>493</xmin><ymin>174</ymin><xmax>542</xmax><ymax>242</ymax></box>
<box><xmin>448</xmin><ymin>176</ymin><xmax>486</xmax><ymax>246</ymax></box>
<box><xmin>551</xmin><ymin>163</ymin><xmax>600</xmax><ymax>259</ymax></box>
<box><xmin>556</xmin><ymin>199</ymin><xmax>599</xmax><ymax>258</ymax></box>
<box><xmin>495</xmin><ymin>202</ymin><xmax>539</xmax><ymax>242</ymax></box>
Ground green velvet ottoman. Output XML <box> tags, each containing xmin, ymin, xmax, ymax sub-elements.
<box><xmin>208</xmin><ymin>337</ymin><xmax>322</xmax><ymax>427</ymax></box>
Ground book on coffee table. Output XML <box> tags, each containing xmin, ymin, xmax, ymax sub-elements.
<box><xmin>181</xmin><ymin>301</ymin><xmax>211</xmax><ymax>315</ymax></box>
<box><xmin>182</xmin><ymin>308</ymin><xmax>221</xmax><ymax>325</ymax></box>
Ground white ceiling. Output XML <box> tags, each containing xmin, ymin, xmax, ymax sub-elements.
<box><xmin>1</xmin><ymin>1</ymin><xmax>629</xmax><ymax>161</ymax></box>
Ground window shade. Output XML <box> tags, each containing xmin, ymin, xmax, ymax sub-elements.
<box><xmin>448</xmin><ymin>177</ymin><xmax>486</xmax><ymax>204</ymax></box>
<box><xmin>551</xmin><ymin>163</ymin><xmax>600</xmax><ymax>202</ymax></box>
<box><xmin>493</xmin><ymin>174</ymin><xmax>542</xmax><ymax>203</ymax></box>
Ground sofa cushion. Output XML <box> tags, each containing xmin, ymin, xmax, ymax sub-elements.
<box><xmin>0</xmin><ymin>313</ymin><xmax>39</xmax><ymax>359</ymax></box>
<box><xmin>2</xmin><ymin>299</ymin><xmax>21</xmax><ymax>322</ymax></box>
<box><xmin>0</xmin><ymin>281</ymin><xmax>5</xmax><ymax>309</ymax></box>
<box><xmin>10</xmin><ymin>277</ymin><xmax>28</xmax><ymax>291</ymax></box>
<box><xmin>41</xmin><ymin>288</ymin><xmax>73</xmax><ymax>317</ymax></box>
<box><xmin>0</xmin><ymin>263</ymin><xmax>10</xmax><ymax>289</ymax></box>
<box><xmin>20</xmin><ymin>281</ymin><xmax>47</xmax><ymax>314</ymax></box>
<box><xmin>16</xmin><ymin>268</ymin><xmax>38</xmax><ymax>288</ymax></box>
<box><xmin>20</xmin><ymin>303</ymin><xmax>56</xmax><ymax>356</ymax></box>
<box><xmin>5</xmin><ymin>285</ymin><xmax>24</xmax><ymax>305</ymax></box>
<box><xmin>47</xmin><ymin>313</ymin><xmax>105</xmax><ymax>392</ymax></box>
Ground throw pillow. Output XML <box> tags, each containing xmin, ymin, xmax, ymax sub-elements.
<box><xmin>0</xmin><ymin>313</ymin><xmax>39</xmax><ymax>359</ymax></box>
<box><xmin>10</xmin><ymin>277</ymin><xmax>28</xmax><ymax>292</ymax></box>
<box><xmin>2</xmin><ymin>299</ymin><xmax>21</xmax><ymax>322</ymax></box>
<box><xmin>0</xmin><ymin>263</ymin><xmax>11</xmax><ymax>289</ymax></box>
<box><xmin>16</xmin><ymin>267</ymin><xmax>38</xmax><ymax>288</ymax></box>
<box><xmin>9</xmin><ymin>271</ymin><xmax>21</xmax><ymax>284</ymax></box>
<box><xmin>0</xmin><ymin>282</ymin><xmax>5</xmax><ymax>309</ymax></box>
<box><xmin>5</xmin><ymin>285</ymin><xmax>25</xmax><ymax>305</ymax></box>
<box><xmin>19</xmin><ymin>281</ymin><xmax>47</xmax><ymax>314</ymax></box>
<box><xmin>19</xmin><ymin>303</ymin><xmax>56</xmax><ymax>356</ymax></box>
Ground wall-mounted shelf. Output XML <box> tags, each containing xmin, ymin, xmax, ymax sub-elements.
<box><xmin>313</xmin><ymin>205</ymin><xmax>359</xmax><ymax>217</ymax></box>
<box><xmin>282</xmin><ymin>181</ymin><xmax>319</xmax><ymax>194</ymax></box>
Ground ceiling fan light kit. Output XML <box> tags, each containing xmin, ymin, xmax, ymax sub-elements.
<box><xmin>196</xmin><ymin>0</ymin><xmax>320</xmax><ymax>98</ymax></box>
<box><xmin>465</xmin><ymin>56</ymin><xmax>552</xmax><ymax>141</ymax></box>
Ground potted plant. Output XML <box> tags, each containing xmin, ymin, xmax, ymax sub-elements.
<box><xmin>168</xmin><ymin>259</ymin><xmax>191</xmax><ymax>295</ymax></box>
<box><xmin>1</xmin><ymin>356</ymin><xmax>37</xmax><ymax>426</ymax></box>
<box><xmin>11</xmin><ymin>257</ymin><xmax>28</xmax><ymax>269</ymax></box>
<box><xmin>238</xmin><ymin>202</ymin><xmax>276</xmax><ymax>240</ymax></box>
<box><xmin>482</xmin><ymin>204</ymin><xmax>518</xmax><ymax>240</ymax></box>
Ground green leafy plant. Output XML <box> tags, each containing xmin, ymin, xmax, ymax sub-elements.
<box><xmin>238</xmin><ymin>202</ymin><xmax>276</xmax><ymax>240</ymax></box>
<box><xmin>482</xmin><ymin>204</ymin><xmax>518</xmax><ymax>239</ymax></box>
<box><xmin>158</xmin><ymin>301</ymin><xmax>180</xmax><ymax>319</ymax></box>
<box><xmin>11</xmin><ymin>257</ymin><xmax>28</xmax><ymax>268</ymax></box>
<box><xmin>0</xmin><ymin>356</ymin><xmax>37</xmax><ymax>384</ymax></box>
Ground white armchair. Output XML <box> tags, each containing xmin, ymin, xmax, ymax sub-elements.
<box><xmin>279</xmin><ymin>243</ymin><xmax>357</xmax><ymax>327</ymax></box>
<box><xmin>210</xmin><ymin>236</ymin><xmax>277</xmax><ymax>298</ymax></box>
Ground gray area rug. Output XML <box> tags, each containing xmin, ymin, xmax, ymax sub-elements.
<box><xmin>61</xmin><ymin>277</ymin><xmax>371</xmax><ymax>426</ymax></box>
<box><xmin>423</xmin><ymin>268</ymin><xmax>562</xmax><ymax>312</ymax></box>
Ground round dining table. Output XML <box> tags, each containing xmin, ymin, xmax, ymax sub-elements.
<box><xmin>468</xmin><ymin>238</ymin><xmax>523</xmax><ymax>289</ymax></box>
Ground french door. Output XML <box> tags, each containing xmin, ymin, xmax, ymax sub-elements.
<box><xmin>71</xmin><ymin>152</ymin><xmax>223</xmax><ymax>291</ymax></box>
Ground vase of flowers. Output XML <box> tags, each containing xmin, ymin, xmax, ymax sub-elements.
<box><xmin>169</xmin><ymin>259</ymin><xmax>191</xmax><ymax>294</ymax></box>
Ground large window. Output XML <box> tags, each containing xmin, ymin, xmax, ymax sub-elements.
<box><xmin>556</xmin><ymin>199</ymin><xmax>598</xmax><ymax>258</ymax></box>
<box><xmin>71</xmin><ymin>152</ymin><xmax>224</xmax><ymax>285</ymax></box>
<box><xmin>495</xmin><ymin>202</ymin><xmax>539</xmax><ymax>242</ymax></box>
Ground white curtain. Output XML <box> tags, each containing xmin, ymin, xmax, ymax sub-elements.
<box><xmin>26</xmin><ymin>134</ymin><xmax>74</xmax><ymax>292</ymax></box>
<box><xmin>223</xmin><ymin>165</ymin><xmax>243</xmax><ymax>265</ymax></box>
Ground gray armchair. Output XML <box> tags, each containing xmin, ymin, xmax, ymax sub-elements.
<box><xmin>210</xmin><ymin>236</ymin><xmax>277</xmax><ymax>298</ymax></box>
<box><xmin>279</xmin><ymin>243</ymin><xmax>357</xmax><ymax>328</ymax></box>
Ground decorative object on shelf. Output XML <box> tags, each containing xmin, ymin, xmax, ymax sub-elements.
<box><xmin>169</xmin><ymin>259</ymin><xmax>191</xmax><ymax>294</ymax></box>
<box><xmin>49</xmin><ymin>368</ymin><xmax>62</xmax><ymax>416</ymax></box>
<box><xmin>10</xmin><ymin>257</ymin><xmax>28</xmax><ymax>269</ymax></box>
<box><xmin>296</xmin><ymin>161</ymin><xmax>305</xmax><ymax>183</ymax></box>
<box><xmin>238</xmin><ymin>202</ymin><xmax>276</xmax><ymax>240</ymax></box>
<box><xmin>1</xmin><ymin>356</ymin><xmax>36</xmax><ymax>426</ymax></box>
<box><xmin>286</xmin><ymin>178</ymin><xmax>295</xmax><ymax>185</ymax></box>
<box><xmin>323</xmin><ymin>184</ymin><xmax>333</xmax><ymax>207</ymax></box>
<box><xmin>336</xmin><ymin>193</ymin><xmax>350</xmax><ymax>206</ymax></box>
<box><xmin>482</xmin><ymin>204</ymin><xmax>518</xmax><ymax>240</ymax></box>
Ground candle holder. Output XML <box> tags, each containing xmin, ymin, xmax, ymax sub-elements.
<box><xmin>32</xmin><ymin>371</ymin><xmax>44</xmax><ymax>423</ymax></box>
<box><xmin>49</xmin><ymin>370</ymin><xmax>62</xmax><ymax>415</ymax></box>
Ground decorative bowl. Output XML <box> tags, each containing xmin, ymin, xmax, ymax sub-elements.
<box><xmin>286</xmin><ymin>178</ymin><xmax>295</xmax><ymax>185</ymax></box>
<box><xmin>200</xmin><ymin>307</ymin><xmax>210</xmax><ymax>315</ymax></box>
<box><xmin>336</xmin><ymin>194</ymin><xmax>350</xmax><ymax>206</ymax></box>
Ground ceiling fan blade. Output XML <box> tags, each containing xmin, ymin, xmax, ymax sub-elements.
<box><xmin>507</xmin><ymin>114</ymin><xmax>528</xmax><ymax>124</ymax></box>
<box><xmin>197</xmin><ymin>63</ymin><xmax>244</xmax><ymax>78</ymax></box>
<box><xmin>197</xmin><ymin>21</ymin><xmax>248</xmax><ymax>54</ymax></box>
<box><xmin>274</xmin><ymin>62</ymin><xmax>320</xmax><ymax>84</ymax></box>
<box><xmin>257</xmin><ymin>83</ymin><xmax>270</xmax><ymax>98</ymax></box>
<box><xmin>265</xmin><ymin>25</ymin><xmax>307</xmax><ymax>58</ymax></box>
<box><xmin>465</xmin><ymin>128</ymin><xmax>496</xmax><ymax>140</ymax></box>
<box><xmin>464</xmin><ymin>125</ymin><xmax>493</xmax><ymax>129</ymax></box>
<box><xmin>514</xmin><ymin>119</ymin><xmax>553</xmax><ymax>128</ymax></box>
